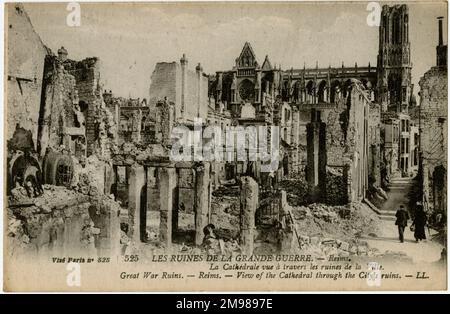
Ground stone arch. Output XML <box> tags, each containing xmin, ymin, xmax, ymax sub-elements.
<box><xmin>330</xmin><ymin>80</ymin><xmax>341</xmax><ymax>103</ymax></box>
<box><xmin>306</xmin><ymin>80</ymin><xmax>314</xmax><ymax>103</ymax></box>
<box><xmin>343</xmin><ymin>79</ymin><xmax>352</xmax><ymax>98</ymax></box>
<box><xmin>43</xmin><ymin>150</ymin><xmax>73</xmax><ymax>187</ymax></box>
<box><xmin>54</xmin><ymin>155</ymin><xmax>74</xmax><ymax>187</ymax></box>
<box><xmin>292</xmin><ymin>80</ymin><xmax>301</xmax><ymax>102</ymax></box>
<box><xmin>361</xmin><ymin>79</ymin><xmax>368</xmax><ymax>89</ymax></box>
<box><xmin>317</xmin><ymin>80</ymin><xmax>328</xmax><ymax>103</ymax></box>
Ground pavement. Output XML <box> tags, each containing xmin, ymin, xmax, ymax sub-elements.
<box><xmin>365</xmin><ymin>176</ymin><xmax>444</xmax><ymax>264</ymax></box>
<box><xmin>364</xmin><ymin>219</ymin><xmax>444</xmax><ymax>263</ymax></box>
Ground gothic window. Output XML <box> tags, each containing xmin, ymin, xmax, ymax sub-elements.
<box><xmin>388</xmin><ymin>74</ymin><xmax>401</xmax><ymax>104</ymax></box>
<box><xmin>238</xmin><ymin>79</ymin><xmax>255</xmax><ymax>102</ymax></box>
<box><xmin>293</xmin><ymin>81</ymin><xmax>300</xmax><ymax>101</ymax></box>
<box><xmin>282</xmin><ymin>81</ymin><xmax>289</xmax><ymax>101</ymax></box>
<box><xmin>384</xmin><ymin>16</ymin><xmax>388</xmax><ymax>42</ymax></box>
<box><xmin>317</xmin><ymin>80</ymin><xmax>327</xmax><ymax>103</ymax></box>
<box><xmin>55</xmin><ymin>159</ymin><xmax>73</xmax><ymax>187</ymax></box>
<box><xmin>306</xmin><ymin>81</ymin><xmax>314</xmax><ymax>103</ymax></box>
<box><xmin>330</xmin><ymin>80</ymin><xmax>341</xmax><ymax>103</ymax></box>
<box><xmin>343</xmin><ymin>79</ymin><xmax>352</xmax><ymax>98</ymax></box>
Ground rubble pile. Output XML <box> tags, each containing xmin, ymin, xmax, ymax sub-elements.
<box><xmin>291</xmin><ymin>202</ymin><xmax>380</xmax><ymax>241</ymax></box>
<box><xmin>278</xmin><ymin>178</ymin><xmax>308</xmax><ymax>206</ymax></box>
<box><xmin>111</xmin><ymin>141</ymin><xmax>168</xmax><ymax>164</ymax></box>
<box><xmin>325</xmin><ymin>168</ymin><xmax>348</xmax><ymax>205</ymax></box>
<box><xmin>7</xmin><ymin>183</ymin><xmax>120</xmax><ymax>258</ymax></box>
<box><xmin>210</xmin><ymin>194</ymin><xmax>240</xmax><ymax>239</ymax></box>
<box><xmin>287</xmin><ymin>201</ymin><xmax>382</xmax><ymax>258</ymax></box>
<box><xmin>72</xmin><ymin>154</ymin><xmax>108</xmax><ymax>196</ymax></box>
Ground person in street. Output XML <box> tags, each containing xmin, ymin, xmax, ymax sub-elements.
<box><xmin>412</xmin><ymin>204</ymin><xmax>427</xmax><ymax>242</ymax></box>
<box><xmin>395</xmin><ymin>205</ymin><xmax>409</xmax><ymax>243</ymax></box>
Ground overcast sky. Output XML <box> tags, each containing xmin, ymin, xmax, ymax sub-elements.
<box><xmin>23</xmin><ymin>1</ymin><xmax>447</xmax><ymax>99</ymax></box>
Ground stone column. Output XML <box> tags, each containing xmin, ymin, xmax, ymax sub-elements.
<box><xmin>196</xmin><ymin>63</ymin><xmax>203</xmax><ymax>118</ymax></box>
<box><xmin>240</xmin><ymin>176</ymin><xmax>258</xmax><ymax>255</ymax></box>
<box><xmin>306</xmin><ymin>112</ymin><xmax>326</xmax><ymax>202</ymax></box>
<box><xmin>194</xmin><ymin>163</ymin><xmax>210</xmax><ymax>246</ymax></box>
<box><xmin>306</xmin><ymin>122</ymin><xmax>320</xmax><ymax>200</ymax></box>
<box><xmin>159</xmin><ymin>167</ymin><xmax>176</xmax><ymax>248</ymax></box>
<box><xmin>128</xmin><ymin>164</ymin><xmax>146</xmax><ymax>243</ymax></box>
<box><xmin>115</xmin><ymin>101</ymin><xmax>120</xmax><ymax>143</ymax></box>
<box><xmin>180</xmin><ymin>54</ymin><xmax>188</xmax><ymax>119</ymax></box>
<box><xmin>131</xmin><ymin>109</ymin><xmax>142</xmax><ymax>143</ymax></box>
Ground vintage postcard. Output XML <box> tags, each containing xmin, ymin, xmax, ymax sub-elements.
<box><xmin>3</xmin><ymin>1</ymin><xmax>448</xmax><ymax>292</ymax></box>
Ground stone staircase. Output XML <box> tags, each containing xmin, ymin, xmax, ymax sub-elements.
<box><xmin>365</xmin><ymin>176</ymin><xmax>414</xmax><ymax>221</ymax></box>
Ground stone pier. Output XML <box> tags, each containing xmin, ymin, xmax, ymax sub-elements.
<box><xmin>128</xmin><ymin>164</ymin><xmax>146</xmax><ymax>243</ymax></box>
<box><xmin>194</xmin><ymin>163</ymin><xmax>210</xmax><ymax>246</ymax></box>
<box><xmin>159</xmin><ymin>167</ymin><xmax>176</xmax><ymax>248</ymax></box>
<box><xmin>306</xmin><ymin>111</ymin><xmax>326</xmax><ymax>202</ymax></box>
<box><xmin>240</xmin><ymin>176</ymin><xmax>259</xmax><ymax>254</ymax></box>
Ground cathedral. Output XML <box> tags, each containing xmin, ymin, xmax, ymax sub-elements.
<box><xmin>207</xmin><ymin>4</ymin><xmax>419</xmax><ymax>187</ymax></box>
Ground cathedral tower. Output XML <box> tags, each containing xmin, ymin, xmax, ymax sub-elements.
<box><xmin>377</xmin><ymin>4</ymin><xmax>412</xmax><ymax>113</ymax></box>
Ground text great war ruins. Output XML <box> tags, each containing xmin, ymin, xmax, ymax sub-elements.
<box><xmin>4</xmin><ymin>3</ymin><xmax>447</xmax><ymax>278</ymax></box>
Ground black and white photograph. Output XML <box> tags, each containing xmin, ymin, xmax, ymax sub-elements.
<box><xmin>2</xmin><ymin>0</ymin><xmax>448</xmax><ymax>292</ymax></box>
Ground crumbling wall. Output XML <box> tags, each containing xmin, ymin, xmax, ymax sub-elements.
<box><xmin>325</xmin><ymin>81</ymin><xmax>371</xmax><ymax>204</ymax></box>
<box><xmin>6</xmin><ymin>4</ymin><xmax>48</xmax><ymax>150</ymax></box>
<box><xmin>240</xmin><ymin>176</ymin><xmax>258</xmax><ymax>254</ymax></box>
<box><xmin>177</xmin><ymin>168</ymin><xmax>195</xmax><ymax>213</ymax></box>
<box><xmin>63</xmin><ymin>57</ymin><xmax>116</xmax><ymax>157</ymax></box>
<box><xmin>149</xmin><ymin>62</ymin><xmax>181</xmax><ymax>117</ymax></box>
<box><xmin>325</xmin><ymin>98</ymin><xmax>349</xmax><ymax>204</ymax></box>
<box><xmin>39</xmin><ymin>57</ymin><xmax>80</xmax><ymax>156</ymax></box>
<box><xmin>368</xmin><ymin>103</ymin><xmax>381</xmax><ymax>187</ymax></box>
<box><xmin>419</xmin><ymin>66</ymin><xmax>448</xmax><ymax>212</ymax></box>
<box><xmin>7</xmin><ymin>185</ymin><xmax>120</xmax><ymax>259</ymax></box>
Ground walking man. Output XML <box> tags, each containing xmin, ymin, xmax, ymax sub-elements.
<box><xmin>395</xmin><ymin>205</ymin><xmax>409</xmax><ymax>243</ymax></box>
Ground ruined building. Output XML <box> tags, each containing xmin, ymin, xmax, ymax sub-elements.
<box><xmin>419</xmin><ymin>17</ymin><xmax>448</xmax><ymax>214</ymax></box>
<box><xmin>6</xmin><ymin>3</ymin><xmax>439</xmax><ymax>258</ymax></box>
<box><xmin>103</xmin><ymin>92</ymin><xmax>154</xmax><ymax>145</ymax></box>
<box><xmin>6</xmin><ymin>4</ymin><xmax>119</xmax><ymax>258</ymax></box>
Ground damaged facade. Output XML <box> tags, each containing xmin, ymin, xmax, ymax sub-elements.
<box><xmin>418</xmin><ymin>17</ymin><xmax>448</xmax><ymax>215</ymax></box>
<box><xmin>6</xmin><ymin>4</ymin><xmax>119</xmax><ymax>258</ymax></box>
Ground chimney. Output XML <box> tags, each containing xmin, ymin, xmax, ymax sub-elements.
<box><xmin>57</xmin><ymin>46</ymin><xmax>68</xmax><ymax>61</ymax></box>
<box><xmin>180</xmin><ymin>54</ymin><xmax>188</xmax><ymax>118</ymax></box>
<box><xmin>436</xmin><ymin>17</ymin><xmax>447</xmax><ymax>67</ymax></box>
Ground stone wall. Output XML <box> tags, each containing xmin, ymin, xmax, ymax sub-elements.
<box><xmin>149</xmin><ymin>62</ymin><xmax>180</xmax><ymax>116</ymax></box>
<box><xmin>39</xmin><ymin>56</ymin><xmax>80</xmax><ymax>156</ymax></box>
<box><xmin>368</xmin><ymin>103</ymin><xmax>381</xmax><ymax>187</ymax></box>
<box><xmin>324</xmin><ymin>81</ymin><xmax>371</xmax><ymax>204</ymax></box>
<box><xmin>149</xmin><ymin>59</ymin><xmax>209</xmax><ymax>122</ymax></box>
<box><xmin>63</xmin><ymin>57</ymin><xmax>115</xmax><ymax>157</ymax></box>
<box><xmin>419</xmin><ymin>65</ymin><xmax>448</xmax><ymax>212</ymax></box>
<box><xmin>6</xmin><ymin>4</ymin><xmax>48</xmax><ymax>150</ymax></box>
